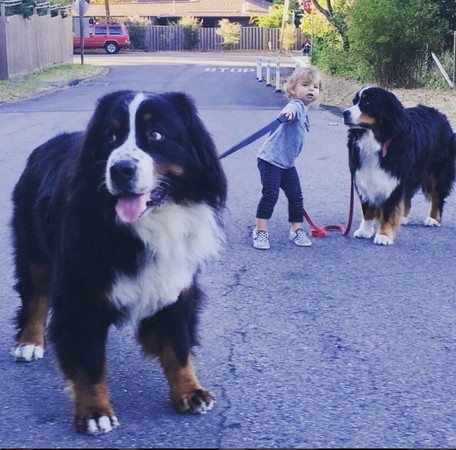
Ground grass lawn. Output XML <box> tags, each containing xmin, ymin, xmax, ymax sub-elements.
<box><xmin>0</xmin><ymin>64</ymin><xmax>107</xmax><ymax>104</ymax></box>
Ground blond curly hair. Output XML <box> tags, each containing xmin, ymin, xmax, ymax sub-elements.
<box><xmin>284</xmin><ymin>67</ymin><xmax>323</xmax><ymax>100</ymax></box>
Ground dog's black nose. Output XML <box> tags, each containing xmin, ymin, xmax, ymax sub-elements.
<box><xmin>343</xmin><ymin>110</ymin><xmax>352</xmax><ymax>124</ymax></box>
<box><xmin>110</xmin><ymin>160</ymin><xmax>137</xmax><ymax>183</ymax></box>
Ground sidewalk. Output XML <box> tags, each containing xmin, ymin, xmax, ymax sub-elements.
<box><xmin>288</xmin><ymin>51</ymin><xmax>312</xmax><ymax>67</ymax></box>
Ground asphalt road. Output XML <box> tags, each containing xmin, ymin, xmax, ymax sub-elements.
<box><xmin>0</xmin><ymin>51</ymin><xmax>455</xmax><ymax>448</ymax></box>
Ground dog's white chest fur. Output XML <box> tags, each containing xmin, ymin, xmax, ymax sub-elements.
<box><xmin>355</xmin><ymin>131</ymin><xmax>399</xmax><ymax>206</ymax></box>
<box><xmin>110</xmin><ymin>203</ymin><xmax>224</xmax><ymax>325</ymax></box>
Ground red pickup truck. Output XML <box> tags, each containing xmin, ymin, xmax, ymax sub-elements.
<box><xmin>73</xmin><ymin>23</ymin><xmax>130</xmax><ymax>54</ymax></box>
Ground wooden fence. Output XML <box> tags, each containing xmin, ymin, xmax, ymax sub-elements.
<box><xmin>0</xmin><ymin>0</ymin><xmax>72</xmax><ymax>79</ymax></box>
<box><xmin>145</xmin><ymin>25</ymin><xmax>306</xmax><ymax>52</ymax></box>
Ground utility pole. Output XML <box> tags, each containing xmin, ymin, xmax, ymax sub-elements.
<box><xmin>104</xmin><ymin>0</ymin><xmax>111</xmax><ymax>23</ymax></box>
<box><xmin>279</xmin><ymin>0</ymin><xmax>290</xmax><ymax>53</ymax></box>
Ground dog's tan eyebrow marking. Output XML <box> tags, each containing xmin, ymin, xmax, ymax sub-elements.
<box><xmin>143</xmin><ymin>112</ymin><xmax>152</xmax><ymax>121</ymax></box>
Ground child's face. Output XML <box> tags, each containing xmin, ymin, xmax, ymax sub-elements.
<box><xmin>290</xmin><ymin>78</ymin><xmax>320</xmax><ymax>106</ymax></box>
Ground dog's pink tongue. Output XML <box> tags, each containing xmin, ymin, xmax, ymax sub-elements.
<box><xmin>116</xmin><ymin>193</ymin><xmax>150</xmax><ymax>223</ymax></box>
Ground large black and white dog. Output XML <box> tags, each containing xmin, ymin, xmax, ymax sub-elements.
<box><xmin>343</xmin><ymin>86</ymin><xmax>456</xmax><ymax>245</ymax></box>
<box><xmin>11</xmin><ymin>90</ymin><xmax>227</xmax><ymax>434</ymax></box>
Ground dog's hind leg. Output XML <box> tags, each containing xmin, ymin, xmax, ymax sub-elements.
<box><xmin>423</xmin><ymin>174</ymin><xmax>441</xmax><ymax>226</ymax></box>
<box><xmin>13</xmin><ymin>263</ymin><xmax>50</xmax><ymax>362</ymax></box>
<box><xmin>401</xmin><ymin>198</ymin><xmax>411</xmax><ymax>225</ymax></box>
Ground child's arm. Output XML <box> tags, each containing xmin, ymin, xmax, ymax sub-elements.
<box><xmin>279</xmin><ymin>101</ymin><xmax>301</xmax><ymax>121</ymax></box>
<box><xmin>279</xmin><ymin>108</ymin><xmax>294</xmax><ymax>121</ymax></box>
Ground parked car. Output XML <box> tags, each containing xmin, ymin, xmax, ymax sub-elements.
<box><xmin>73</xmin><ymin>23</ymin><xmax>130</xmax><ymax>54</ymax></box>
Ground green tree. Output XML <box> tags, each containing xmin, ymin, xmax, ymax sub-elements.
<box><xmin>250</xmin><ymin>3</ymin><xmax>283</xmax><ymax>28</ymax></box>
<box><xmin>348</xmin><ymin>0</ymin><xmax>448</xmax><ymax>87</ymax></box>
<box><xmin>435</xmin><ymin>0</ymin><xmax>456</xmax><ymax>48</ymax></box>
<box><xmin>178</xmin><ymin>16</ymin><xmax>202</xmax><ymax>50</ymax></box>
<box><xmin>251</xmin><ymin>1</ymin><xmax>301</xmax><ymax>28</ymax></box>
<box><xmin>307</xmin><ymin>0</ymin><xmax>353</xmax><ymax>50</ymax></box>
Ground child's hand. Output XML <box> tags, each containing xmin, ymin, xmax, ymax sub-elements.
<box><xmin>280</xmin><ymin>110</ymin><xmax>294</xmax><ymax>121</ymax></box>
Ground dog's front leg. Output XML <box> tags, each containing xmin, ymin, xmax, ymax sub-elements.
<box><xmin>354</xmin><ymin>202</ymin><xmax>377</xmax><ymax>239</ymax></box>
<box><xmin>51</xmin><ymin>313</ymin><xmax>119</xmax><ymax>434</ymax></box>
<box><xmin>159</xmin><ymin>342</ymin><xmax>215</xmax><ymax>414</ymax></box>
<box><xmin>375</xmin><ymin>203</ymin><xmax>403</xmax><ymax>245</ymax></box>
<box><xmin>70</xmin><ymin>365</ymin><xmax>119</xmax><ymax>434</ymax></box>
<box><xmin>138</xmin><ymin>294</ymin><xmax>215</xmax><ymax>415</ymax></box>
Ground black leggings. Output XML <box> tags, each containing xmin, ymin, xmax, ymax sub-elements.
<box><xmin>256</xmin><ymin>158</ymin><xmax>304</xmax><ymax>223</ymax></box>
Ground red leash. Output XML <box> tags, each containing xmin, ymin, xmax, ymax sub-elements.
<box><xmin>303</xmin><ymin>173</ymin><xmax>355</xmax><ymax>238</ymax></box>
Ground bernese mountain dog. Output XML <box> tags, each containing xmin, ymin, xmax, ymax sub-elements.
<box><xmin>343</xmin><ymin>86</ymin><xmax>456</xmax><ymax>245</ymax></box>
<box><xmin>10</xmin><ymin>90</ymin><xmax>227</xmax><ymax>434</ymax></box>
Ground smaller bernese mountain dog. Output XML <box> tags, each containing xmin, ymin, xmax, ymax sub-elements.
<box><xmin>343</xmin><ymin>86</ymin><xmax>456</xmax><ymax>245</ymax></box>
<box><xmin>10</xmin><ymin>90</ymin><xmax>227</xmax><ymax>434</ymax></box>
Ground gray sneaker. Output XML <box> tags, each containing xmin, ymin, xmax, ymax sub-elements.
<box><xmin>252</xmin><ymin>229</ymin><xmax>270</xmax><ymax>250</ymax></box>
<box><xmin>289</xmin><ymin>228</ymin><xmax>312</xmax><ymax>247</ymax></box>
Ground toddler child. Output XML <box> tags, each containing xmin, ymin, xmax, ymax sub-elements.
<box><xmin>252</xmin><ymin>66</ymin><xmax>322</xmax><ymax>250</ymax></box>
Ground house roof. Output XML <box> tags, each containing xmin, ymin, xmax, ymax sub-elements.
<box><xmin>80</xmin><ymin>0</ymin><xmax>271</xmax><ymax>18</ymax></box>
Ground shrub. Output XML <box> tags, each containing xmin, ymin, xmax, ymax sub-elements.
<box><xmin>216</xmin><ymin>18</ymin><xmax>241</xmax><ymax>50</ymax></box>
<box><xmin>125</xmin><ymin>16</ymin><xmax>151</xmax><ymax>50</ymax></box>
<box><xmin>347</xmin><ymin>0</ymin><xmax>448</xmax><ymax>87</ymax></box>
<box><xmin>178</xmin><ymin>16</ymin><xmax>201</xmax><ymax>50</ymax></box>
<box><xmin>281</xmin><ymin>23</ymin><xmax>296</xmax><ymax>52</ymax></box>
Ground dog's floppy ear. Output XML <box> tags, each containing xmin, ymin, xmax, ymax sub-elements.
<box><xmin>163</xmin><ymin>92</ymin><xmax>227</xmax><ymax>207</ymax></box>
<box><xmin>163</xmin><ymin>92</ymin><xmax>218</xmax><ymax>164</ymax></box>
<box><xmin>379</xmin><ymin>90</ymin><xmax>404</xmax><ymax>141</ymax></box>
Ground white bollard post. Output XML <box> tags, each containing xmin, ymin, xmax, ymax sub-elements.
<box><xmin>256</xmin><ymin>56</ymin><xmax>260</xmax><ymax>80</ymax></box>
<box><xmin>274</xmin><ymin>56</ymin><xmax>282</xmax><ymax>93</ymax></box>
<box><xmin>265</xmin><ymin>58</ymin><xmax>271</xmax><ymax>86</ymax></box>
<box><xmin>257</xmin><ymin>56</ymin><xmax>263</xmax><ymax>82</ymax></box>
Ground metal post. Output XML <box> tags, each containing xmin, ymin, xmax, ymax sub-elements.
<box><xmin>256</xmin><ymin>56</ymin><xmax>260</xmax><ymax>80</ymax></box>
<box><xmin>78</xmin><ymin>0</ymin><xmax>85</xmax><ymax>65</ymax></box>
<box><xmin>274</xmin><ymin>56</ymin><xmax>282</xmax><ymax>93</ymax></box>
<box><xmin>453</xmin><ymin>30</ymin><xmax>455</xmax><ymax>86</ymax></box>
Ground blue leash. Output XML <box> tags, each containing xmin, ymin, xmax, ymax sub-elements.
<box><xmin>219</xmin><ymin>114</ymin><xmax>288</xmax><ymax>160</ymax></box>
<box><xmin>218</xmin><ymin>113</ymin><xmax>355</xmax><ymax>238</ymax></box>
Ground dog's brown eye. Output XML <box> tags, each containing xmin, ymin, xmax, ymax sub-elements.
<box><xmin>147</xmin><ymin>131</ymin><xmax>163</xmax><ymax>142</ymax></box>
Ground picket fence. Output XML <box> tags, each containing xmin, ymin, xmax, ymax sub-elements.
<box><xmin>145</xmin><ymin>25</ymin><xmax>306</xmax><ymax>52</ymax></box>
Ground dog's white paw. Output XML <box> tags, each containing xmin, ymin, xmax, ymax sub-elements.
<box><xmin>401</xmin><ymin>216</ymin><xmax>409</xmax><ymax>225</ymax></box>
<box><xmin>353</xmin><ymin>220</ymin><xmax>375</xmax><ymax>239</ymax></box>
<box><xmin>424</xmin><ymin>216</ymin><xmax>441</xmax><ymax>227</ymax></box>
<box><xmin>84</xmin><ymin>415</ymin><xmax>120</xmax><ymax>435</ymax></box>
<box><xmin>12</xmin><ymin>344</ymin><xmax>44</xmax><ymax>362</ymax></box>
<box><xmin>374</xmin><ymin>234</ymin><xmax>394</xmax><ymax>245</ymax></box>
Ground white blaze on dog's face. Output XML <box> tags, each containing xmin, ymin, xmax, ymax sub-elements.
<box><xmin>105</xmin><ymin>93</ymin><xmax>157</xmax><ymax>224</ymax></box>
<box><xmin>343</xmin><ymin>87</ymin><xmax>377</xmax><ymax>128</ymax></box>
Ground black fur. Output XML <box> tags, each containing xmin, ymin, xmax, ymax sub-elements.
<box><xmin>11</xmin><ymin>90</ymin><xmax>227</xmax><ymax>432</ymax></box>
<box><xmin>343</xmin><ymin>86</ymin><xmax>455</xmax><ymax>244</ymax></box>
